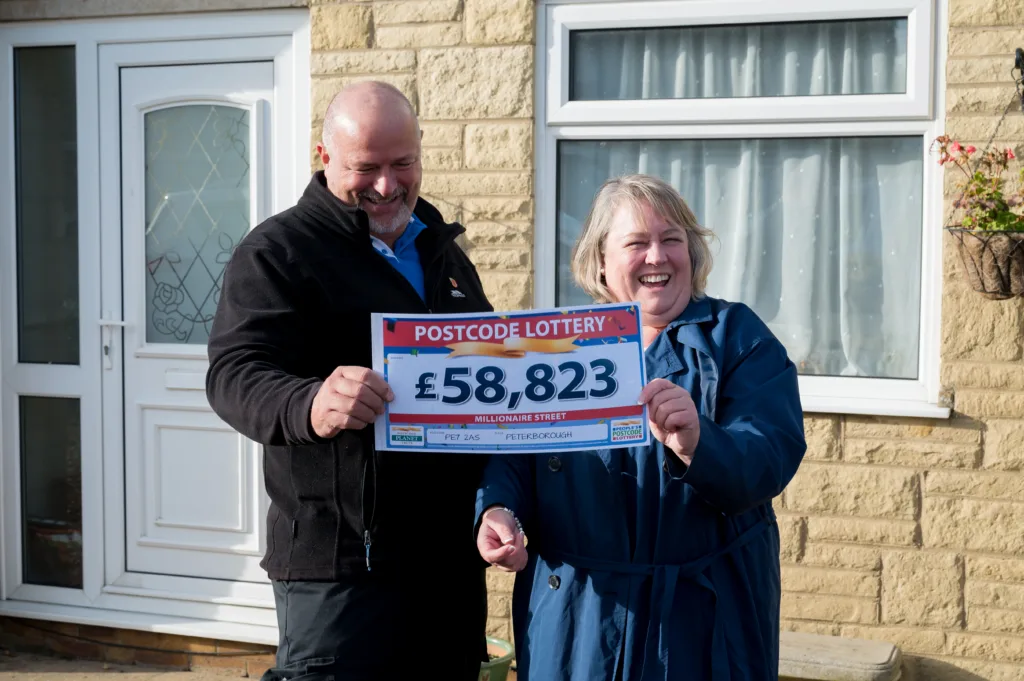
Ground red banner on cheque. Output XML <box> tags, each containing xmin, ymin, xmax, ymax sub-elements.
<box><xmin>382</xmin><ymin>308</ymin><xmax>638</xmax><ymax>357</ymax></box>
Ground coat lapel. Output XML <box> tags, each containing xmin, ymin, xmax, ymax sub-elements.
<box><xmin>652</xmin><ymin>299</ymin><xmax>720</xmax><ymax>421</ymax></box>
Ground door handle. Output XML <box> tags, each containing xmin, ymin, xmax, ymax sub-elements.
<box><xmin>99</xmin><ymin>316</ymin><xmax>131</xmax><ymax>370</ymax></box>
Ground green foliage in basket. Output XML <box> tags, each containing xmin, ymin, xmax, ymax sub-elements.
<box><xmin>933</xmin><ymin>134</ymin><xmax>1024</xmax><ymax>232</ymax></box>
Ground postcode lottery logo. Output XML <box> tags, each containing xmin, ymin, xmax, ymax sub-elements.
<box><xmin>390</xmin><ymin>425</ymin><xmax>425</xmax><ymax>446</ymax></box>
<box><xmin>610</xmin><ymin>419</ymin><xmax>643</xmax><ymax>443</ymax></box>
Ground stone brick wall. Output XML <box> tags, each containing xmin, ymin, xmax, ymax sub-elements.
<box><xmin>309</xmin><ymin>0</ymin><xmax>535</xmax><ymax>312</ymax></box>
<box><xmin>307</xmin><ymin>2</ymin><xmax>1024</xmax><ymax>678</ymax></box>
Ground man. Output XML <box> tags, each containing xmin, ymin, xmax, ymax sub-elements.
<box><xmin>206</xmin><ymin>81</ymin><xmax>492</xmax><ymax>681</ymax></box>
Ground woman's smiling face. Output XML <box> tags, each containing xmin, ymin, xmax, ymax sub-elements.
<box><xmin>602</xmin><ymin>202</ymin><xmax>693</xmax><ymax>327</ymax></box>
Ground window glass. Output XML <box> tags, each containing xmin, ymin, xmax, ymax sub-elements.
<box><xmin>14</xmin><ymin>46</ymin><xmax>79</xmax><ymax>364</ymax></box>
<box><xmin>571</xmin><ymin>18</ymin><xmax>908</xmax><ymax>100</ymax></box>
<box><xmin>20</xmin><ymin>396</ymin><xmax>82</xmax><ymax>589</ymax></box>
<box><xmin>556</xmin><ymin>136</ymin><xmax>923</xmax><ymax>379</ymax></box>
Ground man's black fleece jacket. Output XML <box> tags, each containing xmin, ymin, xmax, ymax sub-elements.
<box><xmin>206</xmin><ymin>171</ymin><xmax>494</xmax><ymax>580</ymax></box>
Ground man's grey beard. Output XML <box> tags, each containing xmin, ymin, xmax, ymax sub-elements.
<box><xmin>360</xmin><ymin>191</ymin><xmax>412</xmax><ymax>235</ymax></box>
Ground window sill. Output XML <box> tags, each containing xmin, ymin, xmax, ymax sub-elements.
<box><xmin>801</xmin><ymin>395</ymin><xmax>950</xmax><ymax>419</ymax></box>
<box><xmin>0</xmin><ymin>599</ymin><xmax>278</xmax><ymax>646</ymax></box>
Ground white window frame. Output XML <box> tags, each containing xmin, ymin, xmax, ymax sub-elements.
<box><xmin>535</xmin><ymin>0</ymin><xmax>950</xmax><ymax>419</ymax></box>
<box><xmin>546</xmin><ymin>0</ymin><xmax>935</xmax><ymax>125</ymax></box>
<box><xmin>0</xmin><ymin>10</ymin><xmax>309</xmax><ymax>644</ymax></box>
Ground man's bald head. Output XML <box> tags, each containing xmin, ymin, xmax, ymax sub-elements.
<box><xmin>321</xmin><ymin>81</ymin><xmax>419</xmax><ymax>156</ymax></box>
<box><xmin>315</xmin><ymin>81</ymin><xmax>424</xmax><ymax>247</ymax></box>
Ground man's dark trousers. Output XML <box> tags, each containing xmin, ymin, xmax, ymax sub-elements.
<box><xmin>260</xmin><ymin>568</ymin><xmax>488</xmax><ymax>680</ymax></box>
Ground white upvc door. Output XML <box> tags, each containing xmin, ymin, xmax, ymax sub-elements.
<box><xmin>109</xmin><ymin>61</ymin><xmax>273</xmax><ymax>583</ymax></box>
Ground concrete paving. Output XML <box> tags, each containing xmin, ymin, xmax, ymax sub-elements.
<box><xmin>0</xmin><ymin>653</ymin><xmax>246</xmax><ymax>680</ymax></box>
<box><xmin>0</xmin><ymin>651</ymin><xmax>519</xmax><ymax>681</ymax></box>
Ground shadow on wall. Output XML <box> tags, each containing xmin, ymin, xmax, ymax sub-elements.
<box><xmin>904</xmin><ymin>655</ymin><xmax>991</xmax><ymax>681</ymax></box>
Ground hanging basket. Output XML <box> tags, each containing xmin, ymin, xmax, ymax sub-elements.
<box><xmin>946</xmin><ymin>228</ymin><xmax>1024</xmax><ymax>300</ymax></box>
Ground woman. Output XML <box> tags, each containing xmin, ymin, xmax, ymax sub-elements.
<box><xmin>475</xmin><ymin>174</ymin><xmax>806</xmax><ymax>681</ymax></box>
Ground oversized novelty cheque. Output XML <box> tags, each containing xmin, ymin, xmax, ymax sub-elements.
<box><xmin>371</xmin><ymin>302</ymin><xmax>650</xmax><ymax>453</ymax></box>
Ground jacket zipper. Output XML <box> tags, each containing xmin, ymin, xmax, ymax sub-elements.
<box><xmin>361</xmin><ymin>450</ymin><xmax>377</xmax><ymax>572</ymax></box>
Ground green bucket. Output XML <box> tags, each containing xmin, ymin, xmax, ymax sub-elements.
<box><xmin>479</xmin><ymin>637</ymin><xmax>515</xmax><ymax>681</ymax></box>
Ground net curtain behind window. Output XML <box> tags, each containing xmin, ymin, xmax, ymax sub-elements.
<box><xmin>558</xmin><ymin>21</ymin><xmax>921</xmax><ymax>380</ymax></box>
<box><xmin>571</xmin><ymin>20</ymin><xmax>908</xmax><ymax>99</ymax></box>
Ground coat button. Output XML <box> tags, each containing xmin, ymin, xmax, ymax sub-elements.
<box><xmin>548</xmin><ymin>575</ymin><xmax>560</xmax><ymax>590</ymax></box>
<box><xmin>547</xmin><ymin>456</ymin><xmax>562</xmax><ymax>472</ymax></box>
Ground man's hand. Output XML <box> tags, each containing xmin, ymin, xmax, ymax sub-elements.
<box><xmin>311</xmin><ymin>366</ymin><xmax>394</xmax><ymax>438</ymax></box>
<box><xmin>639</xmin><ymin>378</ymin><xmax>700</xmax><ymax>466</ymax></box>
<box><xmin>477</xmin><ymin>507</ymin><xmax>528</xmax><ymax>572</ymax></box>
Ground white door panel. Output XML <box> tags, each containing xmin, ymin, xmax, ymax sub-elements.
<box><xmin>117</xmin><ymin>62</ymin><xmax>272</xmax><ymax>582</ymax></box>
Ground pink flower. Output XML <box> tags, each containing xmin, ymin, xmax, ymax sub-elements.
<box><xmin>950</xmin><ymin>141</ymin><xmax>962</xmax><ymax>153</ymax></box>
<box><xmin>1007</xmin><ymin>148</ymin><xmax>1016</xmax><ymax>160</ymax></box>
<box><xmin>965</xmin><ymin>145</ymin><xmax>977</xmax><ymax>154</ymax></box>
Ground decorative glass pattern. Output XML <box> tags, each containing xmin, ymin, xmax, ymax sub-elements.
<box><xmin>144</xmin><ymin>105</ymin><xmax>250</xmax><ymax>344</ymax></box>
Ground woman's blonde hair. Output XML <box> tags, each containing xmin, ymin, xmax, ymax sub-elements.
<box><xmin>570</xmin><ymin>174</ymin><xmax>715</xmax><ymax>303</ymax></box>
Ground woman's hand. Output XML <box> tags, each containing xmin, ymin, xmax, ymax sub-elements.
<box><xmin>476</xmin><ymin>506</ymin><xmax>528</xmax><ymax>572</ymax></box>
<box><xmin>639</xmin><ymin>378</ymin><xmax>700</xmax><ymax>465</ymax></box>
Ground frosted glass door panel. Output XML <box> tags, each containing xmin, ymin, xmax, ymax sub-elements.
<box><xmin>144</xmin><ymin>105</ymin><xmax>250</xmax><ymax>345</ymax></box>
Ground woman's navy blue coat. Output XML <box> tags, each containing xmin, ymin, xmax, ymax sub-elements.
<box><xmin>475</xmin><ymin>297</ymin><xmax>807</xmax><ymax>681</ymax></box>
